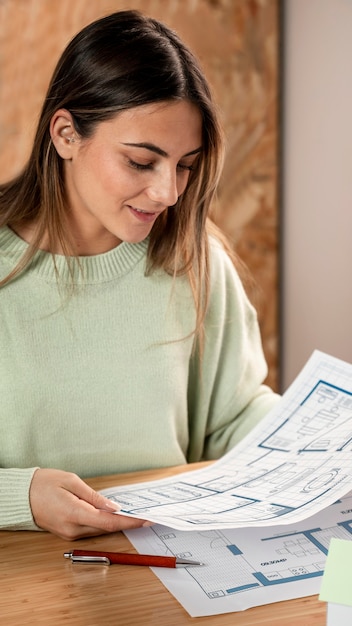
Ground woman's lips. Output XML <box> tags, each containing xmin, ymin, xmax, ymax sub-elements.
<box><xmin>128</xmin><ymin>205</ymin><xmax>161</xmax><ymax>223</ymax></box>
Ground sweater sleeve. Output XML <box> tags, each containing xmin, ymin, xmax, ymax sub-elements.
<box><xmin>187</xmin><ymin>240</ymin><xmax>280</xmax><ymax>462</ymax></box>
<box><xmin>0</xmin><ymin>468</ymin><xmax>41</xmax><ymax>530</ymax></box>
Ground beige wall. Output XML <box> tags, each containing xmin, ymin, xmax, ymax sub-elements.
<box><xmin>282</xmin><ymin>0</ymin><xmax>352</xmax><ymax>388</ymax></box>
<box><xmin>0</xmin><ymin>0</ymin><xmax>280</xmax><ymax>390</ymax></box>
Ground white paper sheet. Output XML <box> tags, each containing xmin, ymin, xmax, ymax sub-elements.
<box><xmin>102</xmin><ymin>351</ymin><xmax>352</xmax><ymax>530</ymax></box>
<box><xmin>125</xmin><ymin>490</ymin><xmax>352</xmax><ymax>616</ymax></box>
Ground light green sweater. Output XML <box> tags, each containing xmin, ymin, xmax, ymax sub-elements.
<box><xmin>0</xmin><ymin>225</ymin><xmax>278</xmax><ymax>530</ymax></box>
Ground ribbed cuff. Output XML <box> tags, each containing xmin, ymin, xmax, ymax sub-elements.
<box><xmin>0</xmin><ymin>467</ymin><xmax>42</xmax><ymax>530</ymax></box>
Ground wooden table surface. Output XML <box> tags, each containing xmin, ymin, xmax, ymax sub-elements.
<box><xmin>0</xmin><ymin>463</ymin><xmax>327</xmax><ymax>625</ymax></box>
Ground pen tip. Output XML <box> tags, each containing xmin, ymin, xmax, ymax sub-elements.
<box><xmin>63</xmin><ymin>552</ymin><xmax>72</xmax><ymax>558</ymax></box>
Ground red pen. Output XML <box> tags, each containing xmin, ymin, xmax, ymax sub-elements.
<box><xmin>64</xmin><ymin>549</ymin><xmax>203</xmax><ymax>567</ymax></box>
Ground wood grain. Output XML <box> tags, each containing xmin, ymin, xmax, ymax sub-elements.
<box><xmin>0</xmin><ymin>464</ymin><xmax>327</xmax><ymax>625</ymax></box>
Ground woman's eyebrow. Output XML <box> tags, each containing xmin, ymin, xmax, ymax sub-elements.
<box><xmin>120</xmin><ymin>142</ymin><xmax>202</xmax><ymax>158</ymax></box>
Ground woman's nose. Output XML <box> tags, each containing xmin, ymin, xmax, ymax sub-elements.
<box><xmin>147</xmin><ymin>170</ymin><xmax>179</xmax><ymax>207</ymax></box>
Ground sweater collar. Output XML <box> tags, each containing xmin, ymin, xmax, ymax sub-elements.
<box><xmin>0</xmin><ymin>226</ymin><xmax>149</xmax><ymax>283</ymax></box>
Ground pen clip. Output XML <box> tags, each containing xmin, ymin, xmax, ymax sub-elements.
<box><xmin>67</xmin><ymin>554</ymin><xmax>111</xmax><ymax>565</ymax></box>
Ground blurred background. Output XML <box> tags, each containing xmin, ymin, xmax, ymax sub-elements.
<box><xmin>0</xmin><ymin>0</ymin><xmax>350</xmax><ymax>394</ymax></box>
<box><xmin>281</xmin><ymin>0</ymin><xmax>352</xmax><ymax>389</ymax></box>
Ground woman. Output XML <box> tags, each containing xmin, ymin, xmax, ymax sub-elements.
<box><xmin>0</xmin><ymin>10</ymin><xmax>278</xmax><ymax>539</ymax></box>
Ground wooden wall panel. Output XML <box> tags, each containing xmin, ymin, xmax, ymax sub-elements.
<box><xmin>0</xmin><ymin>0</ymin><xmax>280</xmax><ymax>390</ymax></box>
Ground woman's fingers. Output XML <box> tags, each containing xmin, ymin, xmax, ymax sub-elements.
<box><xmin>29</xmin><ymin>468</ymin><xmax>148</xmax><ymax>540</ymax></box>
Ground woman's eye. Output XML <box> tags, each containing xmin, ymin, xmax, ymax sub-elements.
<box><xmin>128</xmin><ymin>159</ymin><xmax>153</xmax><ymax>171</ymax></box>
<box><xmin>127</xmin><ymin>158</ymin><xmax>195</xmax><ymax>173</ymax></box>
<box><xmin>177</xmin><ymin>163</ymin><xmax>195</xmax><ymax>172</ymax></box>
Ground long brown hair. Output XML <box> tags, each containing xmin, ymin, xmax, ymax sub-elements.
<box><xmin>0</xmin><ymin>10</ymin><xmax>225</xmax><ymax>335</ymax></box>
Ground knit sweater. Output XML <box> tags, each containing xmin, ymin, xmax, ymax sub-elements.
<box><xmin>0</xmin><ymin>225</ymin><xmax>279</xmax><ymax>530</ymax></box>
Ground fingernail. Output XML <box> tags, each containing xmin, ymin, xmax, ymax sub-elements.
<box><xmin>142</xmin><ymin>521</ymin><xmax>154</xmax><ymax>527</ymax></box>
<box><xmin>104</xmin><ymin>499</ymin><xmax>121</xmax><ymax>512</ymax></box>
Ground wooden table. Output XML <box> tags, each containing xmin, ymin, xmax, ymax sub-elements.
<box><xmin>0</xmin><ymin>464</ymin><xmax>327</xmax><ymax>625</ymax></box>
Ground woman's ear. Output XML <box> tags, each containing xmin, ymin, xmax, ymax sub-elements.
<box><xmin>50</xmin><ymin>109</ymin><xmax>78</xmax><ymax>159</ymax></box>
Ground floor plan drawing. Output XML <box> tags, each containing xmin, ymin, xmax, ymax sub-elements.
<box><xmin>125</xmin><ymin>490</ymin><xmax>352</xmax><ymax>616</ymax></box>
<box><xmin>103</xmin><ymin>351</ymin><xmax>352</xmax><ymax>530</ymax></box>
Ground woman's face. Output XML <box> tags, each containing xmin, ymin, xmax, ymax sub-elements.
<box><xmin>59</xmin><ymin>100</ymin><xmax>203</xmax><ymax>255</ymax></box>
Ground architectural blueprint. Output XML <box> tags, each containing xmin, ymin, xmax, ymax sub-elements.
<box><xmin>102</xmin><ymin>351</ymin><xmax>352</xmax><ymax>530</ymax></box>
<box><xmin>125</xmin><ymin>490</ymin><xmax>352</xmax><ymax>616</ymax></box>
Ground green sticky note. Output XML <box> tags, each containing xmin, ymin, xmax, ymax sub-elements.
<box><xmin>319</xmin><ymin>538</ymin><xmax>352</xmax><ymax>606</ymax></box>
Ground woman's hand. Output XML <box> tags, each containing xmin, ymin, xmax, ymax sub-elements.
<box><xmin>29</xmin><ymin>468</ymin><xmax>149</xmax><ymax>540</ymax></box>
